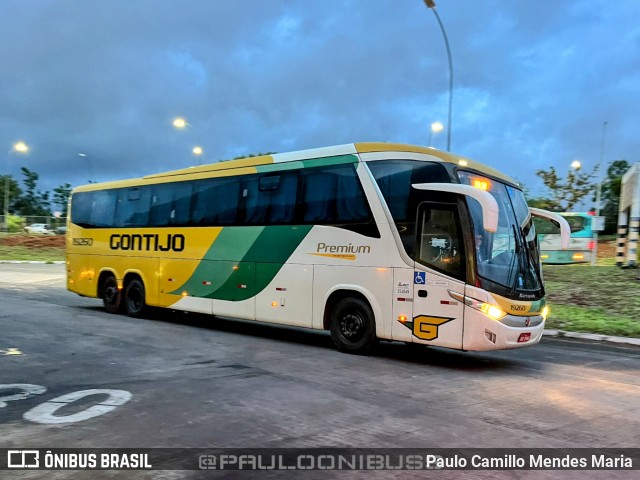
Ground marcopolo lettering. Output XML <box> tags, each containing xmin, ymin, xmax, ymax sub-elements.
<box><xmin>110</xmin><ymin>234</ymin><xmax>185</xmax><ymax>252</ymax></box>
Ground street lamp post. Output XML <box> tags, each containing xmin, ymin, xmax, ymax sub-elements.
<box><xmin>78</xmin><ymin>153</ymin><xmax>96</xmax><ymax>183</ymax></box>
<box><xmin>423</xmin><ymin>0</ymin><xmax>453</xmax><ymax>151</ymax></box>
<box><xmin>4</xmin><ymin>141</ymin><xmax>29</xmax><ymax>231</ymax></box>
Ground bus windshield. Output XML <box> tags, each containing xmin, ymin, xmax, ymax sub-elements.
<box><xmin>458</xmin><ymin>172</ymin><xmax>542</xmax><ymax>296</ymax></box>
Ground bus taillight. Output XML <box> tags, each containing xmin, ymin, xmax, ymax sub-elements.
<box><xmin>587</xmin><ymin>240</ymin><xmax>596</xmax><ymax>250</ymax></box>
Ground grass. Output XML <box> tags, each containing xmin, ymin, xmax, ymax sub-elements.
<box><xmin>0</xmin><ymin>246</ymin><xmax>65</xmax><ymax>262</ymax></box>
<box><xmin>543</xmin><ymin>264</ymin><xmax>640</xmax><ymax>337</ymax></box>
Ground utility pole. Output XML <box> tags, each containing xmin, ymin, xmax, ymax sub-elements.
<box><xmin>423</xmin><ymin>0</ymin><xmax>453</xmax><ymax>151</ymax></box>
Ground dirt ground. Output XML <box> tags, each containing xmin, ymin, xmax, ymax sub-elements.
<box><xmin>0</xmin><ymin>234</ymin><xmax>65</xmax><ymax>248</ymax></box>
<box><xmin>597</xmin><ymin>240</ymin><xmax>615</xmax><ymax>259</ymax></box>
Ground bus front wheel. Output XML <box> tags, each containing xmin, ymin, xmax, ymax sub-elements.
<box><xmin>102</xmin><ymin>276</ymin><xmax>121</xmax><ymax>314</ymax></box>
<box><xmin>329</xmin><ymin>297</ymin><xmax>376</xmax><ymax>354</ymax></box>
<box><xmin>124</xmin><ymin>278</ymin><xmax>147</xmax><ymax>318</ymax></box>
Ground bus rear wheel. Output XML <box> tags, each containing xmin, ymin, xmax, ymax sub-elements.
<box><xmin>329</xmin><ymin>297</ymin><xmax>376</xmax><ymax>354</ymax></box>
<box><xmin>102</xmin><ymin>275</ymin><xmax>121</xmax><ymax>314</ymax></box>
<box><xmin>124</xmin><ymin>278</ymin><xmax>147</xmax><ymax>318</ymax></box>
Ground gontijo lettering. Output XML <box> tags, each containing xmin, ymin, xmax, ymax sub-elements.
<box><xmin>110</xmin><ymin>234</ymin><xmax>185</xmax><ymax>252</ymax></box>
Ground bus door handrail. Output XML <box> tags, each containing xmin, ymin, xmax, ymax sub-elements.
<box><xmin>529</xmin><ymin>208</ymin><xmax>571</xmax><ymax>249</ymax></box>
<box><xmin>412</xmin><ymin>183</ymin><xmax>499</xmax><ymax>233</ymax></box>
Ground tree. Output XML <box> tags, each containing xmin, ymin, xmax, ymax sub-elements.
<box><xmin>53</xmin><ymin>183</ymin><xmax>73</xmax><ymax>217</ymax></box>
<box><xmin>0</xmin><ymin>175</ymin><xmax>23</xmax><ymax>214</ymax></box>
<box><xmin>12</xmin><ymin>167</ymin><xmax>51</xmax><ymax>216</ymax></box>
<box><xmin>535</xmin><ymin>165</ymin><xmax>598</xmax><ymax>211</ymax></box>
<box><xmin>220</xmin><ymin>152</ymin><xmax>277</xmax><ymax>162</ymax></box>
<box><xmin>598</xmin><ymin>160</ymin><xmax>630</xmax><ymax>233</ymax></box>
<box><xmin>526</xmin><ymin>197</ymin><xmax>558</xmax><ymax>210</ymax></box>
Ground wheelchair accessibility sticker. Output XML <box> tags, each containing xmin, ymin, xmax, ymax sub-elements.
<box><xmin>414</xmin><ymin>272</ymin><xmax>426</xmax><ymax>285</ymax></box>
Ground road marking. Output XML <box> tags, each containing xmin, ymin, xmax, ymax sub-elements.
<box><xmin>23</xmin><ymin>389</ymin><xmax>132</xmax><ymax>424</ymax></box>
<box><xmin>0</xmin><ymin>384</ymin><xmax>47</xmax><ymax>408</ymax></box>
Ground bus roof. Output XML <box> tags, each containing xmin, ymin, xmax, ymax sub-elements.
<box><xmin>72</xmin><ymin>142</ymin><xmax>517</xmax><ymax>192</ymax></box>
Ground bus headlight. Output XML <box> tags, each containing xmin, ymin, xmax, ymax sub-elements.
<box><xmin>448</xmin><ymin>291</ymin><xmax>506</xmax><ymax>320</ymax></box>
<box><xmin>541</xmin><ymin>306</ymin><xmax>550</xmax><ymax>321</ymax></box>
<box><xmin>480</xmin><ymin>303</ymin><xmax>507</xmax><ymax>320</ymax></box>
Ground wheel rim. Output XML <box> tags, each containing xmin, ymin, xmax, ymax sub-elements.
<box><xmin>127</xmin><ymin>285</ymin><xmax>143</xmax><ymax>312</ymax></box>
<box><xmin>104</xmin><ymin>281</ymin><xmax>119</xmax><ymax>306</ymax></box>
<box><xmin>339</xmin><ymin>311</ymin><xmax>365</xmax><ymax>342</ymax></box>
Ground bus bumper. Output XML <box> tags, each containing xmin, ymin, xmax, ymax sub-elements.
<box><xmin>463</xmin><ymin>313</ymin><xmax>545</xmax><ymax>351</ymax></box>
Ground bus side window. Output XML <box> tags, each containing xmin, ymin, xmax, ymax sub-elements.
<box><xmin>301</xmin><ymin>170</ymin><xmax>337</xmax><ymax>223</ymax></box>
<box><xmin>115</xmin><ymin>187</ymin><xmax>151</xmax><ymax>227</ymax></box>
<box><xmin>243</xmin><ymin>176</ymin><xmax>266</xmax><ymax>224</ymax></box>
<box><xmin>89</xmin><ymin>190</ymin><xmax>117</xmax><ymax>228</ymax></box>
<box><xmin>70</xmin><ymin>192</ymin><xmax>94</xmax><ymax>226</ymax></box>
<box><xmin>335</xmin><ymin>166</ymin><xmax>370</xmax><ymax>222</ymax></box>
<box><xmin>269</xmin><ymin>172</ymin><xmax>298</xmax><ymax>223</ymax></box>
<box><xmin>300</xmin><ymin>164</ymin><xmax>372</xmax><ymax>225</ymax></box>
<box><xmin>191</xmin><ymin>178</ymin><xmax>240</xmax><ymax>225</ymax></box>
<box><xmin>149</xmin><ymin>181</ymin><xmax>192</xmax><ymax>227</ymax></box>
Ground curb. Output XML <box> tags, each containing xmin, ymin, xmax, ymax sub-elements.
<box><xmin>543</xmin><ymin>329</ymin><xmax>640</xmax><ymax>347</ymax></box>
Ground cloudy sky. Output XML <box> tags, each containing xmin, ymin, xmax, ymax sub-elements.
<box><xmin>1</xmin><ymin>0</ymin><xmax>638</xmax><ymax>200</ymax></box>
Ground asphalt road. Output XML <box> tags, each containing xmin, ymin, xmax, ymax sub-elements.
<box><xmin>1</xmin><ymin>264</ymin><xmax>639</xmax><ymax>479</ymax></box>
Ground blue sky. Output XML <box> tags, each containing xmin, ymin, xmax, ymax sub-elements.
<box><xmin>1</xmin><ymin>0</ymin><xmax>638</xmax><ymax>200</ymax></box>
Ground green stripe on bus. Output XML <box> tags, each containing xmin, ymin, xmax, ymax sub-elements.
<box><xmin>254</xmin><ymin>154</ymin><xmax>358</xmax><ymax>174</ymax></box>
<box><xmin>169</xmin><ymin>227</ymin><xmax>264</xmax><ymax>297</ymax></box>
<box><xmin>171</xmin><ymin>225</ymin><xmax>312</xmax><ymax>301</ymax></box>
<box><xmin>206</xmin><ymin>225</ymin><xmax>312</xmax><ymax>300</ymax></box>
<box><xmin>300</xmin><ymin>155</ymin><xmax>358</xmax><ymax>169</ymax></box>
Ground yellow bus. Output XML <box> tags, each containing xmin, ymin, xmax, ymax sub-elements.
<box><xmin>66</xmin><ymin>143</ymin><xmax>569</xmax><ymax>353</ymax></box>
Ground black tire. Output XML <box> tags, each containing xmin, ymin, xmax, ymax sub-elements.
<box><xmin>124</xmin><ymin>278</ymin><xmax>147</xmax><ymax>318</ymax></box>
<box><xmin>329</xmin><ymin>297</ymin><xmax>376</xmax><ymax>353</ymax></box>
<box><xmin>102</xmin><ymin>275</ymin><xmax>122</xmax><ymax>314</ymax></box>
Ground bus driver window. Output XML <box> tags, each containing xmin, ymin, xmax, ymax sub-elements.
<box><xmin>417</xmin><ymin>204</ymin><xmax>464</xmax><ymax>278</ymax></box>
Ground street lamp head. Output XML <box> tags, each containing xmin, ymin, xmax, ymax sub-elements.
<box><xmin>571</xmin><ymin>160</ymin><xmax>582</xmax><ymax>170</ymax></box>
<box><xmin>172</xmin><ymin>117</ymin><xmax>187</xmax><ymax>129</ymax></box>
<box><xmin>192</xmin><ymin>146</ymin><xmax>203</xmax><ymax>156</ymax></box>
<box><xmin>423</xmin><ymin>0</ymin><xmax>437</xmax><ymax>8</ymax></box>
<box><xmin>431</xmin><ymin>121</ymin><xmax>444</xmax><ymax>133</ymax></box>
<box><xmin>12</xmin><ymin>141</ymin><xmax>29</xmax><ymax>153</ymax></box>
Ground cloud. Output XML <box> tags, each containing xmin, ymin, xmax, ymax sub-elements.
<box><xmin>0</xmin><ymin>0</ymin><xmax>638</xmax><ymax>202</ymax></box>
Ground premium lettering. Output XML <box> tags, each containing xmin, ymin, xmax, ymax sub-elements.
<box><xmin>316</xmin><ymin>242</ymin><xmax>371</xmax><ymax>254</ymax></box>
<box><xmin>109</xmin><ymin>233</ymin><xmax>185</xmax><ymax>252</ymax></box>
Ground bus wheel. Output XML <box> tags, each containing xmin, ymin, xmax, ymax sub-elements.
<box><xmin>102</xmin><ymin>276</ymin><xmax>121</xmax><ymax>314</ymax></box>
<box><xmin>124</xmin><ymin>278</ymin><xmax>147</xmax><ymax>318</ymax></box>
<box><xmin>329</xmin><ymin>297</ymin><xmax>376</xmax><ymax>354</ymax></box>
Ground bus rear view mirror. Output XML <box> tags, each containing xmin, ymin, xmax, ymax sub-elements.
<box><xmin>530</xmin><ymin>208</ymin><xmax>571</xmax><ymax>249</ymax></box>
<box><xmin>412</xmin><ymin>183</ymin><xmax>499</xmax><ymax>233</ymax></box>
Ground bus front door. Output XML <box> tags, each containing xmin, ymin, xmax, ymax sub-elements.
<box><xmin>410</xmin><ymin>201</ymin><xmax>465</xmax><ymax>349</ymax></box>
